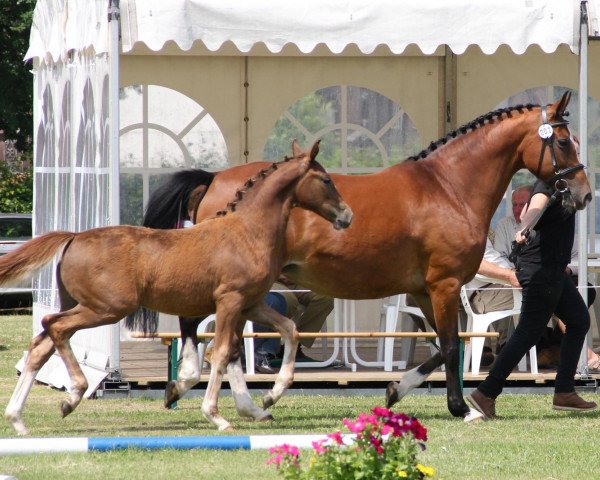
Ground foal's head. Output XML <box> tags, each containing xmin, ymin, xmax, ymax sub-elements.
<box><xmin>291</xmin><ymin>140</ymin><xmax>353</xmax><ymax>230</ymax></box>
<box><xmin>520</xmin><ymin>91</ymin><xmax>591</xmax><ymax>210</ymax></box>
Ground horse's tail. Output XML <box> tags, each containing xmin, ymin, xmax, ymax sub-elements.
<box><xmin>0</xmin><ymin>231</ymin><xmax>75</xmax><ymax>287</ymax></box>
<box><xmin>142</xmin><ymin>169</ymin><xmax>215</xmax><ymax>229</ymax></box>
<box><xmin>124</xmin><ymin>307</ymin><xmax>159</xmax><ymax>335</ymax></box>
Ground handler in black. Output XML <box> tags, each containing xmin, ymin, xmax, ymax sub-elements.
<box><xmin>467</xmin><ymin>178</ymin><xmax>597</xmax><ymax>419</ymax></box>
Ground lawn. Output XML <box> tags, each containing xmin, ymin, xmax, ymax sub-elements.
<box><xmin>1</xmin><ymin>314</ymin><xmax>599</xmax><ymax>479</ymax></box>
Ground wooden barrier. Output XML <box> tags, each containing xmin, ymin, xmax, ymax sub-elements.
<box><xmin>130</xmin><ymin>331</ymin><xmax>499</xmax><ymax>409</ymax></box>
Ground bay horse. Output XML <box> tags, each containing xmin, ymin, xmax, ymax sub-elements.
<box><xmin>2</xmin><ymin>143</ymin><xmax>352</xmax><ymax>434</ymax></box>
<box><xmin>143</xmin><ymin>92</ymin><xmax>590</xmax><ymax>420</ymax></box>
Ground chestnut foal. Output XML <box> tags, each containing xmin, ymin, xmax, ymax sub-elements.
<box><xmin>2</xmin><ymin>142</ymin><xmax>352</xmax><ymax>434</ymax></box>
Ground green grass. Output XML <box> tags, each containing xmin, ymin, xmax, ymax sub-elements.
<box><xmin>1</xmin><ymin>315</ymin><xmax>599</xmax><ymax>479</ymax></box>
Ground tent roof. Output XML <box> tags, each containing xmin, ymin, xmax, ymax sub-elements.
<box><xmin>26</xmin><ymin>0</ymin><xmax>597</xmax><ymax>62</ymax></box>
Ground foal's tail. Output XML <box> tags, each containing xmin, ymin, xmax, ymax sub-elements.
<box><xmin>125</xmin><ymin>169</ymin><xmax>216</xmax><ymax>334</ymax></box>
<box><xmin>0</xmin><ymin>231</ymin><xmax>75</xmax><ymax>287</ymax></box>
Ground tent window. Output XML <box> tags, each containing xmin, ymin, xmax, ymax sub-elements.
<box><xmin>263</xmin><ymin>85</ymin><xmax>421</xmax><ymax>174</ymax></box>
<box><xmin>119</xmin><ymin>84</ymin><xmax>229</xmax><ymax>225</ymax></box>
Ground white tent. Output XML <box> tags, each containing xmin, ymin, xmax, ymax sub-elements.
<box><xmin>22</xmin><ymin>0</ymin><xmax>600</xmax><ymax>390</ymax></box>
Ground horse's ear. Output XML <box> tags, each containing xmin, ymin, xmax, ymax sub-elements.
<box><xmin>291</xmin><ymin>139</ymin><xmax>303</xmax><ymax>157</ymax></box>
<box><xmin>310</xmin><ymin>140</ymin><xmax>321</xmax><ymax>161</ymax></box>
<box><xmin>553</xmin><ymin>90</ymin><xmax>572</xmax><ymax>117</ymax></box>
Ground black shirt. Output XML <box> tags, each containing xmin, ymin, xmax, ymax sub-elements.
<box><xmin>518</xmin><ymin>179</ymin><xmax>575</xmax><ymax>266</ymax></box>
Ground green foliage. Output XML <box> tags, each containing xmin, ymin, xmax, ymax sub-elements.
<box><xmin>0</xmin><ymin>0</ymin><xmax>36</xmax><ymax>150</ymax></box>
<box><xmin>0</xmin><ymin>159</ymin><xmax>33</xmax><ymax>213</ymax></box>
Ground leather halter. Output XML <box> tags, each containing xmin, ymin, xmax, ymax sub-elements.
<box><xmin>535</xmin><ymin>105</ymin><xmax>584</xmax><ymax>192</ymax></box>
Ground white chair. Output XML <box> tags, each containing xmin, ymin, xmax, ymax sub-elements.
<box><xmin>460</xmin><ymin>282</ymin><xmax>538</xmax><ymax>375</ymax></box>
<box><xmin>377</xmin><ymin>294</ymin><xmax>439</xmax><ymax>372</ymax></box>
<box><xmin>197</xmin><ymin>315</ymin><xmax>257</xmax><ymax>375</ymax></box>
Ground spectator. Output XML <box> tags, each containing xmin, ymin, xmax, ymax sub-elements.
<box><xmin>254</xmin><ymin>276</ymin><xmax>336</xmax><ymax>373</ymax></box>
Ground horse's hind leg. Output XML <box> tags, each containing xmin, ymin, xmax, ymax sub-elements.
<box><xmin>165</xmin><ymin>316</ymin><xmax>203</xmax><ymax>408</ymax></box>
<box><xmin>42</xmin><ymin>306</ymin><xmax>124</xmax><ymax>418</ymax></box>
<box><xmin>246</xmin><ymin>301</ymin><xmax>299</xmax><ymax>409</ymax></box>
<box><xmin>386</xmin><ymin>353</ymin><xmax>444</xmax><ymax>408</ymax></box>
<box><xmin>4</xmin><ymin>332</ymin><xmax>56</xmax><ymax>435</ymax></box>
<box><xmin>386</xmin><ymin>293</ymin><xmax>444</xmax><ymax>408</ymax></box>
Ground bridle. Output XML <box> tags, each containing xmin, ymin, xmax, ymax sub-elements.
<box><xmin>535</xmin><ymin>105</ymin><xmax>584</xmax><ymax>192</ymax></box>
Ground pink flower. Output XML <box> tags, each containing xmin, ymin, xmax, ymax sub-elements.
<box><xmin>312</xmin><ymin>439</ymin><xmax>327</xmax><ymax>454</ymax></box>
<box><xmin>372</xmin><ymin>406</ymin><xmax>391</xmax><ymax>418</ymax></box>
<box><xmin>266</xmin><ymin>453</ymin><xmax>283</xmax><ymax>466</ymax></box>
<box><xmin>343</xmin><ymin>417</ymin><xmax>367</xmax><ymax>433</ymax></box>
<box><xmin>327</xmin><ymin>431</ymin><xmax>344</xmax><ymax>445</ymax></box>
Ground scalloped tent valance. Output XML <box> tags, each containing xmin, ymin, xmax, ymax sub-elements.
<box><xmin>25</xmin><ymin>0</ymin><xmax>598</xmax><ymax>63</ymax></box>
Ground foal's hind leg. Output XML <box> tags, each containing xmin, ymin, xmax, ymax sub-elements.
<box><xmin>165</xmin><ymin>316</ymin><xmax>203</xmax><ymax>408</ymax></box>
<box><xmin>246</xmin><ymin>301</ymin><xmax>299</xmax><ymax>409</ymax></box>
<box><xmin>42</xmin><ymin>306</ymin><xmax>124</xmax><ymax>418</ymax></box>
<box><xmin>5</xmin><ymin>332</ymin><xmax>56</xmax><ymax>435</ymax></box>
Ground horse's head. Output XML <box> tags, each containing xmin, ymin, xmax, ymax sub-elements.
<box><xmin>521</xmin><ymin>91</ymin><xmax>591</xmax><ymax>210</ymax></box>
<box><xmin>292</xmin><ymin>140</ymin><xmax>353</xmax><ymax>230</ymax></box>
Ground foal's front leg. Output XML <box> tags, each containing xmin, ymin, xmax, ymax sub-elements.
<box><xmin>246</xmin><ymin>301</ymin><xmax>300</xmax><ymax>409</ymax></box>
<box><xmin>201</xmin><ymin>297</ymin><xmax>269</xmax><ymax>430</ymax></box>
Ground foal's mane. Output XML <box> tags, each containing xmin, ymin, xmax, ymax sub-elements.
<box><xmin>215</xmin><ymin>155</ymin><xmax>299</xmax><ymax>217</ymax></box>
<box><xmin>408</xmin><ymin>103</ymin><xmax>538</xmax><ymax>161</ymax></box>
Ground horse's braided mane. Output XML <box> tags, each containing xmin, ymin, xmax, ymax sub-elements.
<box><xmin>408</xmin><ymin>103</ymin><xmax>538</xmax><ymax>161</ymax></box>
<box><xmin>215</xmin><ymin>155</ymin><xmax>297</xmax><ymax>217</ymax></box>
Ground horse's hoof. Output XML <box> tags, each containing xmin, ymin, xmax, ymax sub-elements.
<box><xmin>464</xmin><ymin>408</ymin><xmax>485</xmax><ymax>423</ymax></box>
<box><xmin>164</xmin><ymin>381</ymin><xmax>180</xmax><ymax>408</ymax></box>
<box><xmin>258</xmin><ymin>413</ymin><xmax>274</xmax><ymax>423</ymax></box>
<box><xmin>61</xmin><ymin>401</ymin><xmax>74</xmax><ymax>418</ymax></box>
<box><xmin>386</xmin><ymin>382</ymin><xmax>399</xmax><ymax>408</ymax></box>
<box><xmin>262</xmin><ymin>394</ymin><xmax>274</xmax><ymax>410</ymax></box>
<box><xmin>6</xmin><ymin>413</ymin><xmax>29</xmax><ymax>436</ymax></box>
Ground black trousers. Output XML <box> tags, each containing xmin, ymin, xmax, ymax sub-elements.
<box><xmin>478</xmin><ymin>263</ymin><xmax>590</xmax><ymax>398</ymax></box>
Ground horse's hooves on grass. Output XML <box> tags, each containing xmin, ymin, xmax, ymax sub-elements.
<box><xmin>164</xmin><ymin>381</ymin><xmax>180</xmax><ymax>408</ymax></box>
<box><xmin>61</xmin><ymin>401</ymin><xmax>74</xmax><ymax>418</ymax></box>
<box><xmin>262</xmin><ymin>395</ymin><xmax>274</xmax><ymax>409</ymax></box>
<box><xmin>6</xmin><ymin>414</ymin><xmax>29</xmax><ymax>436</ymax></box>
<box><xmin>258</xmin><ymin>413</ymin><xmax>274</xmax><ymax>423</ymax></box>
<box><xmin>386</xmin><ymin>382</ymin><xmax>399</xmax><ymax>408</ymax></box>
<box><xmin>464</xmin><ymin>409</ymin><xmax>485</xmax><ymax>423</ymax></box>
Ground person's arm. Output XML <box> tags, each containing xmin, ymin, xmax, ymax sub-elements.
<box><xmin>492</xmin><ymin>219</ymin><xmax>514</xmax><ymax>262</ymax></box>
<box><xmin>478</xmin><ymin>259</ymin><xmax>520</xmax><ymax>288</ymax></box>
<box><xmin>515</xmin><ymin>193</ymin><xmax>548</xmax><ymax>243</ymax></box>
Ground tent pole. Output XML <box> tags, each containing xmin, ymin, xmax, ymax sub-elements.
<box><xmin>578</xmin><ymin>0</ymin><xmax>590</xmax><ymax>375</ymax></box>
<box><xmin>108</xmin><ymin>0</ymin><xmax>122</xmax><ymax>377</ymax></box>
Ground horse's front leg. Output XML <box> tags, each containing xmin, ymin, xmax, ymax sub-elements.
<box><xmin>428</xmin><ymin>284</ymin><xmax>473</xmax><ymax>418</ymax></box>
<box><xmin>165</xmin><ymin>316</ymin><xmax>203</xmax><ymax>408</ymax></box>
<box><xmin>201</xmin><ymin>295</ymin><xmax>250</xmax><ymax>430</ymax></box>
<box><xmin>246</xmin><ymin>301</ymin><xmax>299</xmax><ymax>409</ymax></box>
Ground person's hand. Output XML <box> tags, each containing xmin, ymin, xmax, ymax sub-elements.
<box><xmin>507</xmin><ymin>269</ymin><xmax>521</xmax><ymax>288</ymax></box>
<box><xmin>515</xmin><ymin>229</ymin><xmax>527</xmax><ymax>244</ymax></box>
<box><xmin>565</xmin><ymin>266</ymin><xmax>573</xmax><ymax>275</ymax></box>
